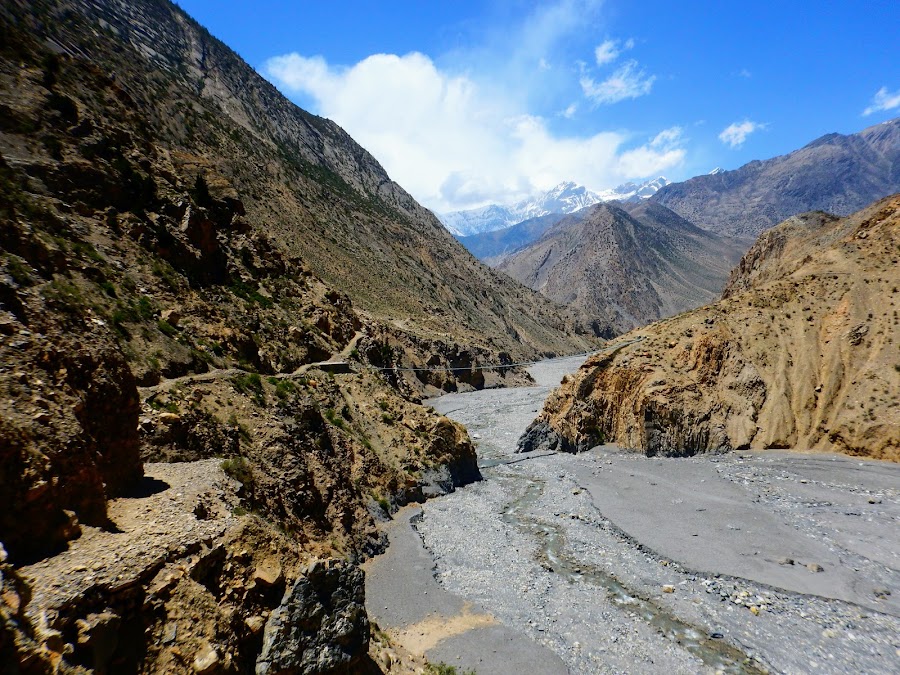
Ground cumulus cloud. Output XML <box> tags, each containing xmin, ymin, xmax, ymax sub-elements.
<box><xmin>863</xmin><ymin>86</ymin><xmax>900</xmax><ymax>116</ymax></box>
<box><xmin>718</xmin><ymin>120</ymin><xmax>764</xmax><ymax>148</ymax></box>
<box><xmin>264</xmin><ymin>52</ymin><xmax>684</xmax><ymax>212</ymax></box>
<box><xmin>594</xmin><ymin>37</ymin><xmax>634</xmax><ymax>66</ymax></box>
<box><xmin>580</xmin><ymin>60</ymin><xmax>655</xmax><ymax>105</ymax></box>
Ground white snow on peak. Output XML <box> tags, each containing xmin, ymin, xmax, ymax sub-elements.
<box><xmin>440</xmin><ymin>177</ymin><xmax>671</xmax><ymax>236</ymax></box>
<box><xmin>708</xmin><ymin>167</ymin><xmax>725</xmax><ymax>175</ymax></box>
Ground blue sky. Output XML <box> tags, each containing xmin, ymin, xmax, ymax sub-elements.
<box><xmin>177</xmin><ymin>0</ymin><xmax>900</xmax><ymax>213</ymax></box>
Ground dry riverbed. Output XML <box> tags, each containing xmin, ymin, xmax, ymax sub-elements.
<box><xmin>365</xmin><ymin>355</ymin><xmax>900</xmax><ymax>674</ymax></box>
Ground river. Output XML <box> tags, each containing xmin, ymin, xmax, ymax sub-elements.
<box><xmin>365</xmin><ymin>356</ymin><xmax>900</xmax><ymax>674</ymax></box>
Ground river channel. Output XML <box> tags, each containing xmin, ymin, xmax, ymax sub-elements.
<box><xmin>365</xmin><ymin>355</ymin><xmax>900</xmax><ymax>674</ymax></box>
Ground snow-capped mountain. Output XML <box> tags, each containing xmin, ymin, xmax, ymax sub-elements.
<box><xmin>440</xmin><ymin>177</ymin><xmax>669</xmax><ymax>236</ymax></box>
<box><xmin>708</xmin><ymin>167</ymin><xmax>725</xmax><ymax>175</ymax></box>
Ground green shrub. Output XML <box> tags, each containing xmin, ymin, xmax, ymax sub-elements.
<box><xmin>231</xmin><ymin>372</ymin><xmax>265</xmax><ymax>406</ymax></box>
<box><xmin>221</xmin><ymin>456</ymin><xmax>253</xmax><ymax>485</ymax></box>
<box><xmin>157</xmin><ymin>319</ymin><xmax>178</xmax><ymax>336</ymax></box>
<box><xmin>324</xmin><ymin>408</ymin><xmax>346</xmax><ymax>430</ymax></box>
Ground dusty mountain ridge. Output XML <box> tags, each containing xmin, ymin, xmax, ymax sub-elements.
<box><xmin>653</xmin><ymin>118</ymin><xmax>900</xmax><ymax>238</ymax></box>
<box><xmin>520</xmin><ymin>195</ymin><xmax>900</xmax><ymax>461</ymax></box>
<box><xmin>497</xmin><ymin>201</ymin><xmax>748</xmax><ymax>336</ymax></box>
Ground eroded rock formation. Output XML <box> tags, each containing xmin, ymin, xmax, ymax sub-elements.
<box><xmin>521</xmin><ymin>196</ymin><xmax>900</xmax><ymax>461</ymax></box>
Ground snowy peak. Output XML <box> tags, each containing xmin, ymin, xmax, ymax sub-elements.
<box><xmin>708</xmin><ymin>167</ymin><xmax>725</xmax><ymax>175</ymax></box>
<box><xmin>440</xmin><ymin>177</ymin><xmax>670</xmax><ymax>236</ymax></box>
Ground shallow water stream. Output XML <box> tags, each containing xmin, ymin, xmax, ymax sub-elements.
<box><xmin>502</xmin><ymin>477</ymin><xmax>763</xmax><ymax>674</ymax></box>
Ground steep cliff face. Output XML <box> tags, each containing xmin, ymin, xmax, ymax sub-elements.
<box><xmin>497</xmin><ymin>202</ymin><xmax>748</xmax><ymax>336</ymax></box>
<box><xmin>521</xmin><ymin>196</ymin><xmax>900</xmax><ymax>461</ymax></box>
<box><xmin>653</xmin><ymin>119</ymin><xmax>900</xmax><ymax>238</ymax></box>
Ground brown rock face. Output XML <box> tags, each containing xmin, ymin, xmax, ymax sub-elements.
<box><xmin>0</xmin><ymin>268</ymin><xmax>141</xmax><ymax>563</ymax></box>
<box><xmin>522</xmin><ymin>196</ymin><xmax>900</xmax><ymax>461</ymax></box>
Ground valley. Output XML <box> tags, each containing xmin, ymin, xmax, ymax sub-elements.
<box><xmin>2</xmin><ymin>0</ymin><xmax>899</xmax><ymax>673</ymax></box>
<box><xmin>367</xmin><ymin>356</ymin><xmax>900</xmax><ymax>674</ymax></box>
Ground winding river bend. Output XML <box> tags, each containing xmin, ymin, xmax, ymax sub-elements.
<box><xmin>365</xmin><ymin>356</ymin><xmax>900</xmax><ymax>674</ymax></box>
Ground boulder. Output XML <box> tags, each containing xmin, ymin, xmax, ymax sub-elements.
<box><xmin>256</xmin><ymin>559</ymin><xmax>369</xmax><ymax>675</ymax></box>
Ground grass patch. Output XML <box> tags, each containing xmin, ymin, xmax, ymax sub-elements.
<box><xmin>151</xmin><ymin>259</ymin><xmax>180</xmax><ymax>292</ymax></box>
<box><xmin>157</xmin><ymin>319</ymin><xmax>178</xmax><ymax>337</ymax></box>
<box><xmin>149</xmin><ymin>398</ymin><xmax>179</xmax><ymax>414</ymax></box>
<box><xmin>229</xmin><ymin>279</ymin><xmax>274</xmax><ymax>308</ymax></box>
<box><xmin>425</xmin><ymin>664</ymin><xmax>476</xmax><ymax>675</ymax></box>
<box><xmin>231</xmin><ymin>372</ymin><xmax>266</xmax><ymax>406</ymax></box>
<box><xmin>323</xmin><ymin>407</ymin><xmax>346</xmax><ymax>430</ymax></box>
<box><xmin>267</xmin><ymin>377</ymin><xmax>297</xmax><ymax>400</ymax></box>
<box><xmin>4</xmin><ymin>255</ymin><xmax>33</xmax><ymax>286</ymax></box>
<box><xmin>42</xmin><ymin>278</ymin><xmax>84</xmax><ymax>313</ymax></box>
<box><xmin>221</xmin><ymin>456</ymin><xmax>253</xmax><ymax>486</ymax></box>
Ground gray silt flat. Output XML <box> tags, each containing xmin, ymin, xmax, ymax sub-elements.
<box><xmin>364</xmin><ymin>507</ymin><xmax>568</xmax><ymax>674</ymax></box>
<box><xmin>579</xmin><ymin>448</ymin><xmax>900</xmax><ymax>615</ymax></box>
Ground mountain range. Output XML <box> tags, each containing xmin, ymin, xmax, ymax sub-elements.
<box><xmin>440</xmin><ymin>177</ymin><xmax>670</xmax><ymax>236</ymax></box>
<box><xmin>496</xmin><ymin>201</ymin><xmax>748</xmax><ymax>335</ymax></box>
<box><xmin>653</xmin><ymin>119</ymin><xmax>900</xmax><ymax>237</ymax></box>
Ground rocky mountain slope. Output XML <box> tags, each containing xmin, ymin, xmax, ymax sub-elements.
<box><xmin>21</xmin><ymin>0</ymin><xmax>592</xmax><ymax>364</ymax></box>
<box><xmin>520</xmin><ymin>195</ymin><xmax>900</xmax><ymax>462</ymax></box>
<box><xmin>441</xmin><ymin>177</ymin><xmax>669</xmax><ymax>236</ymax></box>
<box><xmin>653</xmin><ymin>118</ymin><xmax>900</xmax><ymax>237</ymax></box>
<box><xmin>0</xmin><ymin>0</ymin><xmax>572</xmax><ymax>671</ymax></box>
<box><xmin>496</xmin><ymin>201</ymin><xmax>748</xmax><ymax>336</ymax></box>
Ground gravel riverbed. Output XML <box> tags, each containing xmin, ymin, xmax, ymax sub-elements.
<box><xmin>366</xmin><ymin>355</ymin><xmax>900</xmax><ymax>674</ymax></box>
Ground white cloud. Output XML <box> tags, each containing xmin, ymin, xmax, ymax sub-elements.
<box><xmin>618</xmin><ymin>127</ymin><xmax>685</xmax><ymax>176</ymax></box>
<box><xmin>560</xmin><ymin>103</ymin><xmax>578</xmax><ymax>118</ymax></box>
<box><xmin>264</xmin><ymin>52</ymin><xmax>685</xmax><ymax>212</ymax></box>
<box><xmin>580</xmin><ymin>60</ymin><xmax>655</xmax><ymax>105</ymax></box>
<box><xmin>594</xmin><ymin>37</ymin><xmax>634</xmax><ymax>65</ymax></box>
<box><xmin>863</xmin><ymin>86</ymin><xmax>900</xmax><ymax>116</ymax></box>
<box><xmin>718</xmin><ymin>119</ymin><xmax>765</xmax><ymax>148</ymax></box>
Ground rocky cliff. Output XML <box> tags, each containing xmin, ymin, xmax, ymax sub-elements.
<box><xmin>653</xmin><ymin>118</ymin><xmax>900</xmax><ymax>237</ymax></box>
<box><xmin>520</xmin><ymin>196</ymin><xmax>900</xmax><ymax>462</ymax></box>
<box><xmin>497</xmin><ymin>201</ymin><xmax>748</xmax><ymax>336</ymax></box>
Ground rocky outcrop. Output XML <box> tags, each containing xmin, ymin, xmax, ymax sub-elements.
<box><xmin>256</xmin><ymin>559</ymin><xmax>368</xmax><ymax>675</ymax></box>
<box><xmin>653</xmin><ymin>118</ymin><xmax>900</xmax><ymax>238</ymax></box>
<box><xmin>0</xmin><ymin>256</ymin><xmax>142</xmax><ymax>562</ymax></box>
<box><xmin>522</xmin><ymin>196</ymin><xmax>900</xmax><ymax>461</ymax></box>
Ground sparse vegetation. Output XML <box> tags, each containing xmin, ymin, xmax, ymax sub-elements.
<box><xmin>221</xmin><ymin>456</ymin><xmax>253</xmax><ymax>486</ymax></box>
<box><xmin>425</xmin><ymin>663</ymin><xmax>476</xmax><ymax>675</ymax></box>
<box><xmin>231</xmin><ymin>372</ymin><xmax>266</xmax><ymax>406</ymax></box>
